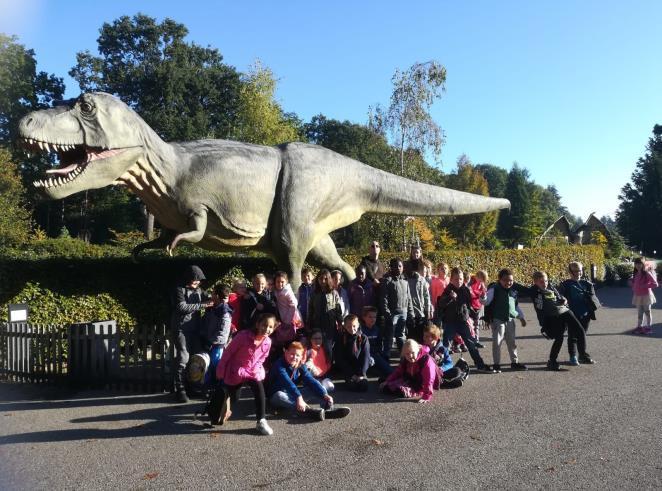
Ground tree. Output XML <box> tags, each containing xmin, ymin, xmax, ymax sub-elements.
<box><xmin>369</xmin><ymin>60</ymin><xmax>446</xmax><ymax>176</ymax></box>
<box><xmin>70</xmin><ymin>14</ymin><xmax>242</xmax><ymax>240</ymax></box>
<box><xmin>232</xmin><ymin>60</ymin><xmax>302</xmax><ymax>145</ymax></box>
<box><xmin>70</xmin><ymin>14</ymin><xmax>241</xmax><ymax>141</ymax></box>
<box><xmin>304</xmin><ymin>115</ymin><xmax>444</xmax><ymax>251</ymax></box>
<box><xmin>498</xmin><ymin>163</ymin><xmax>532</xmax><ymax>245</ymax></box>
<box><xmin>0</xmin><ymin>148</ymin><xmax>31</xmax><ymax>246</ymax></box>
<box><xmin>0</xmin><ymin>34</ymin><xmax>65</xmax><ymax>235</ymax></box>
<box><xmin>474</xmin><ymin>163</ymin><xmax>508</xmax><ymax>198</ymax></box>
<box><xmin>0</xmin><ymin>34</ymin><xmax>65</xmax><ymax>152</ymax></box>
<box><xmin>443</xmin><ymin>155</ymin><xmax>498</xmax><ymax>246</ymax></box>
<box><xmin>616</xmin><ymin>124</ymin><xmax>662</xmax><ymax>255</ymax></box>
<box><xmin>305</xmin><ymin>115</ymin><xmax>402</xmax><ymax>250</ymax></box>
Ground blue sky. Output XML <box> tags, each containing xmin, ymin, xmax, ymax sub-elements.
<box><xmin>2</xmin><ymin>0</ymin><xmax>660</xmax><ymax>221</ymax></box>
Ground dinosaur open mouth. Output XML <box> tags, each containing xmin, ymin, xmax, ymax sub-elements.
<box><xmin>22</xmin><ymin>137</ymin><xmax>125</xmax><ymax>189</ymax></box>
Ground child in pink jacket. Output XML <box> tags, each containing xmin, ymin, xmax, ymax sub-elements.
<box><xmin>632</xmin><ymin>257</ymin><xmax>659</xmax><ymax>334</ymax></box>
<box><xmin>273</xmin><ymin>271</ymin><xmax>303</xmax><ymax>348</ymax></box>
<box><xmin>380</xmin><ymin>339</ymin><xmax>440</xmax><ymax>403</ymax></box>
<box><xmin>216</xmin><ymin>313</ymin><xmax>276</xmax><ymax>435</ymax></box>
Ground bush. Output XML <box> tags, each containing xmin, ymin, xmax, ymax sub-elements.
<box><xmin>343</xmin><ymin>244</ymin><xmax>605</xmax><ymax>285</ymax></box>
<box><xmin>613</xmin><ymin>262</ymin><xmax>634</xmax><ymax>281</ymax></box>
<box><xmin>1</xmin><ymin>243</ymin><xmax>605</xmax><ymax>330</ymax></box>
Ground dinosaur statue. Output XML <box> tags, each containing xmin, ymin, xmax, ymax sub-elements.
<box><xmin>18</xmin><ymin>92</ymin><xmax>509</xmax><ymax>288</ymax></box>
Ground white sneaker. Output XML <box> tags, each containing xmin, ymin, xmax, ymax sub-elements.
<box><xmin>256</xmin><ymin>418</ymin><xmax>273</xmax><ymax>436</ymax></box>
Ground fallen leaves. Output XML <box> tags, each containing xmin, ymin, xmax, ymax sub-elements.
<box><xmin>371</xmin><ymin>439</ymin><xmax>384</xmax><ymax>446</ymax></box>
<box><xmin>143</xmin><ymin>472</ymin><xmax>159</xmax><ymax>480</ymax></box>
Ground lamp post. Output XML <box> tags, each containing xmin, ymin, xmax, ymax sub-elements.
<box><xmin>403</xmin><ymin>216</ymin><xmax>415</xmax><ymax>251</ymax></box>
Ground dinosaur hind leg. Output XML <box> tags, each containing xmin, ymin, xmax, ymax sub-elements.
<box><xmin>307</xmin><ymin>235</ymin><xmax>356</xmax><ymax>283</ymax></box>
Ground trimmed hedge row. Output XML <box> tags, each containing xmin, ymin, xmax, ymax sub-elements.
<box><xmin>343</xmin><ymin>244</ymin><xmax>605</xmax><ymax>286</ymax></box>
<box><xmin>0</xmin><ymin>244</ymin><xmax>604</xmax><ymax>329</ymax></box>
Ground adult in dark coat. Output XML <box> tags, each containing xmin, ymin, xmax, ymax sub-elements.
<box><xmin>360</xmin><ymin>241</ymin><xmax>386</xmax><ymax>285</ymax></box>
<box><xmin>170</xmin><ymin>265</ymin><xmax>212</xmax><ymax>402</ymax></box>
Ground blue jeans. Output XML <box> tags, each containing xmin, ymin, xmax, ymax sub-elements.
<box><xmin>369</xmin><ymin>352</ymin><xmax>393</xmax><ymax>376</ymax></box>
<box><xmin>442</xmin><ymin>321</ymin><xmax>485</xmax><ymax>367</ymax></box>
<box><xmin>383</xmin><ymin>312</ymin><xmax>407</xmax><ymax>357</ymax></box>
<box><xmin>270</xmin><ymin>390</ymin><xmax>331</xmax><ymax>411</ymax></box>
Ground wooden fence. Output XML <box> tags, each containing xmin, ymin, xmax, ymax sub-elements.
<box><xmin>0</xmin><ymin>322</ymin><xmax>174</xmax><ymax>392</ymax></box>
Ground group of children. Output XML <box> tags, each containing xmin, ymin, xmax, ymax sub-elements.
<box><xmin>170</xmin><ymin>248</ymin><xmax>657</xmax><ymax>436</ymax></box>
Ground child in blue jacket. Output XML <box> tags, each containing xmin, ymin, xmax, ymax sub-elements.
<box><xmin>268</xmin><ymin>342</ymin><xmax>350</xmax><ymax>421</ymax></box>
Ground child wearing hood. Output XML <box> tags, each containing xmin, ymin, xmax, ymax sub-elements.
<box><xmin>334</xmin><ymin>314</ymin><xmax>370</xmax><ymax>392</ymax></box>
<box><xmin>380</xmin><ymin>339</ymin><xmax>440</xmax><ymax>403</ymax></box>
<box><xmin>170</xmin><ymin>264</ymin><xmax>213</xmax><ymax>403</ymax></box>
<box><xmin>272</xmin><ymin>271</ymin><xmax>303</xmax><ymax>349</ymax></box>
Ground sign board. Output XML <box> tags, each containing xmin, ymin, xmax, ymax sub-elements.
<box><xmin>8</xmin><ymin>303</ymin><xmax>29</xmax><ymax>323</ymax></box>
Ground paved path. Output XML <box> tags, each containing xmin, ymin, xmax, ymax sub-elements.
<box><xmin>1</xmin><ymin>287</ymin><xmax>661</xmax><ymax>490</ymax></box>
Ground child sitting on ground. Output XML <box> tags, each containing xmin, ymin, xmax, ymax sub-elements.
<box><xmin>215</xmin><ymin>313</ymin><xmax>277</xmax><ymax>435</ymax></box>
<box><xmin>422</xmin><ymin>323</ymin><xmax>470</xmax><ymax>387</ymax></box>
<box><xmin>380</xmin><ymin>339</ymin><xmax>440</xmax><ymax>403</ymax></box>
<box><xmin>304</xmin><ymin>330</ymin><xmax>334</xmax><ymax>392</ymax></box>
<box><xmin>360</xmin><ymin>306</ymin><xmax>393</xmax><ymax>378</ymax></box>
<box><xmin>268</xmin><ymin>341</ymin><xmax>350</xmax><ymax>421</ymax></box>
<box><xmin>530</xmin><ymin>271</ymin><xmax>594</xmax><ymax>370</ymax></box>
<box><xmin>334</xmin><ymin>314</ymin><xmax>370</xmax><ymax>392</ymax></box>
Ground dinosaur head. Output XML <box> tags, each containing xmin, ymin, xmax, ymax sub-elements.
<box><xmin>18</xmin><ymin>92</ymin><xmax>148</xmax><ymax>199</ymax></box>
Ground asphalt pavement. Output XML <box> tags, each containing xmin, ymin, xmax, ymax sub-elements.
<box><xmin>1</xmin><ymin>286</ymin><xmax>661</xmax><ymax>490</ymax></box>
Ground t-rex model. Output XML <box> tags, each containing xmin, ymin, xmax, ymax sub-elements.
<box><xmin>18</xmin><ymin>92</ymin><xmax>509</xmax><ymax>287</ymax></box>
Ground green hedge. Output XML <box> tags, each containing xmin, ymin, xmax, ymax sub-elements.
<box><xmin>0</xmin><ymin>242</ymin><xmax>604</xmax><ymax>330</ymax></box>
<box><xmin>342</xmin><ymin>244</ymin><xmax>605</xmax><ymax>285</ymax></box>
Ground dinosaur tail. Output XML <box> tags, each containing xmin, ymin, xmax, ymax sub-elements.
<box><xmin>359</xmin><ymin>165</ymin><xmax>510</xmax><ymax>216</ymax></box>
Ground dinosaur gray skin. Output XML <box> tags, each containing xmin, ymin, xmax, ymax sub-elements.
<box><xmin>18</xmin><ymin>92</ymin><xmax>510</xmax><ymax>288</ymax></box>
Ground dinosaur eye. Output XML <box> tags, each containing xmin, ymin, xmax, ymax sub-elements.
<box><xmin>80</xmin><ymin>101</ymin><xmax>93</xmax><ymax>114</ymax></box>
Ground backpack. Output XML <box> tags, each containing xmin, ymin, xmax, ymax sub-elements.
<box><xmin>195</xmin><ymin>382</ymin><xmax>228</xmax><ymax>426</ymax></box>
<box><xmin>440</xmin><ymin>358</ymin><xmax>471</xmax><ymax>389</ymax></box>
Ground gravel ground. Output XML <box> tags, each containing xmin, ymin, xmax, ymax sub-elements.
<box><xmin>1</xmin><ymin>286</ymin><xmax>661</xmax><ymax>490</ymax></box>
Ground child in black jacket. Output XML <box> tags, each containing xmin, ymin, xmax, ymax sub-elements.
<box><xmin>334</xmin><ymin>314</ymin><xmax>370</xmax><ymax>392</ymax></box>
<box><xmin>530</xmin><ymin>271</ymin><xmax>595</xmax><ymax>370</ymax></box>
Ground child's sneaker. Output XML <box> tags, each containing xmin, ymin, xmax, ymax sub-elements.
<box><xmin>324</xmin><ymin>406</ymin><xmax>351</xmax><ymax>419</ymax></box>
<box><xmin>477</xmin><ymin>364</ymin><xmax>497</xmax><ymax>373</ymax></box>
<box><xmin>569</xmin><ymin>355</ymin><xmax>579</xmax><ymax>366</ymax></box>
<box><xmin>459</xmin><ymin>344</ymin><xmax>468</xmax><ymax>353</ymax></box>
<box><xmin>633</xmin><ymin>326</ymin><xmax>644</xmax><ymax>334</ymax></box>
<box><xmin>256</xmin><ymin>418</ymin><xmax>273</xmax><ymax>435</ymax></box>
<box><xmin>642</xmin><ymin>326</ymin><xmax>653</xmax><ymax>335</ymax></box>
<box><xmin>578</xmin><ymin>354</ymin><xmax>595</xmax><ymax>364</ymax></box>
<box><xmin>306</xmin><ymin>407</ymin><xmax>325</xmax><ymax>421</ymax></box>
<box><xmin>546</xmin><ymin>360</ymin><xmax>561</xmax><ymax>371</ymax></box>
<box><xmin>510</xmin><ymin>362</ymin><xmax>528</xmax><ymax>371</ymax></box>
<box><xmin>492</xmin><ymin>364</ymin><xmax>502</xmax><ymax>373</ymax></box>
